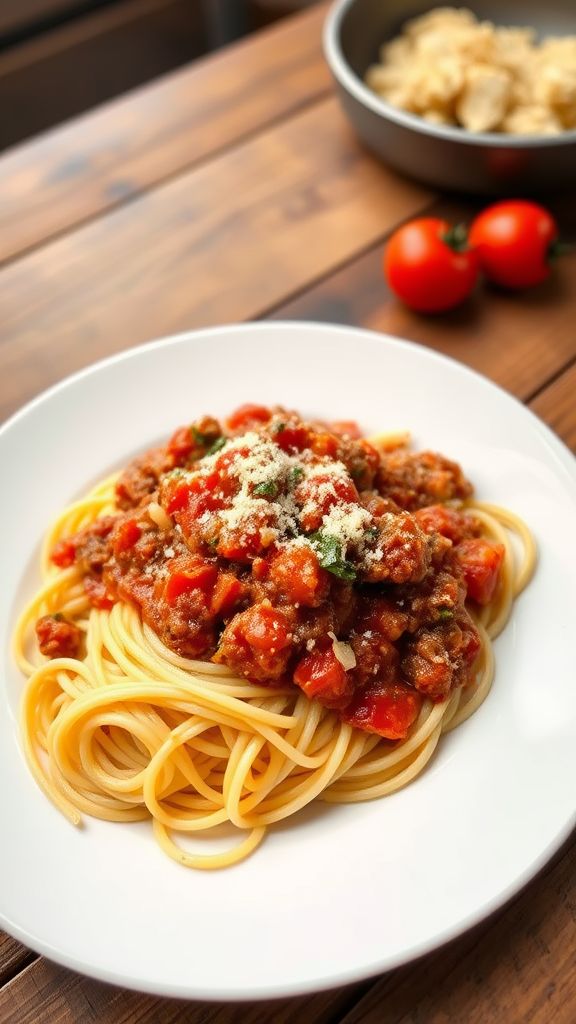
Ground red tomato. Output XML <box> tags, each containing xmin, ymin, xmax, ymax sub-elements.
<box><xmin>36</xmin><ymin>615</ymin><xmax>81</xmax><ymax>659</ymax></box>
<box><xmin>274</xmin><ymin>423</ymin><xmax>309</xmax><ymax>452</ymax></box>
<box><xmin>384</xmin><ymin>218</ymin><xmax>479</xmax><ymax>313</ymax></box>
<box><xmin>294</xmin><ymin>473</ymin><xmax>358</xmax><ymax>532</ymax></box>
<box><xmin>269</xmin><ymin>547</ymin><xmax>328</xmax><ymax>607</ymax></box>
<box><xmin>341</xmin><ymin>681</ymin><xmax>422</xmax><ymax>740</ymax></box>
<box><xmin>167</xmin><ymin>425</ymin><xmax>193</xmax><ymax>460</ymax></box>
<box><xmin>328</xmin><ymin>420</ymin><xmax>362</xmax><ymax>439</ymax></box>
<box><xmin>51</xmin><ymin>538</ymin><xmax>76</xmax><ymax>568</ymax></box>
<box><xmin>210</xmin><ymin>573</ymin><xmax>244</xmax><ymax>615</ymax></box>
<box><xmin>164</xmin><ymin>563</ymin><xmax>218</xmax><ymax>604</ymax></box>
<box><xmin>241</xmin><ymin>603</ymin><xmax>291</xmax><ymax>652</ymax></box>
<box><xmin>226</xmin><ymin>404</ymin><xmax>271</xmax><ymax>433</ymax></box>
<box><xmin>84</xmin><ymin>576</ymin><xmax>115</xmax><ymax>610</ymax></box>
<box><xmin>415</xmin><ymin>505</ymin><xmax>475</xmax><ymax>544</ymax></box>
<box><xmin>293</xmin><ymin>647</ymin><xmax>350</xmax><ymax>704</ymax></box>
<box><xmin>113</xmin><ymin>519</ymin><xmax>141</xmax><ymax>555</ymax></box>
<box><xmin>469</xmin><ymin>201</ymin><xmax>559</xmax><ymax>289</ymax></box>
<box><xmin>456</xmin><ymin>538</ymin><xmax>505</xmax><ymax>605</ymax></box>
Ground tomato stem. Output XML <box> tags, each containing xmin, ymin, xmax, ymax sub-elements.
<box><xmin>441</xmin><ymin>223</ymin><xmax>470</xmax><ymax>253</ymax></box>
<box><xmin>548</xmin><ymin>239</ymin><xmax>574</xmax><ymax>262</ymax></box>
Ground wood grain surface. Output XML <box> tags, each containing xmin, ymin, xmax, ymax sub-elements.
<box><xmin>0</xmin><ymin>4</ymin><xmax>574</xmax><ymax>1022</ymax></box>
<box><xmin>0</xmin><ymin>97</ymin><xmax>432</xmax><ymax>422</ymax></box>
<box><xmin>0</xmin><ymin>2</ymin><xmax>331</xmax><ymax>265</ymax></box>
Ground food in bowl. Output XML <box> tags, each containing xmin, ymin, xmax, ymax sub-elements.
<box><xmin>364</xmin><ymin>6</ymin><xmax>576</xmax><ymax>134</ymax></box>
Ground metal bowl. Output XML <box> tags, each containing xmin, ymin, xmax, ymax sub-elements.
<box><xmin>323</xmin><ymin>0</ymin><xmax>576</xmax><ymax>193</ymax></box>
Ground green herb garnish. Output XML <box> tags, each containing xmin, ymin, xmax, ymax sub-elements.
<box><xmin>309</xmin><ymin>531</ymin><xmax>357</xmax><ymax>581</ymax></box>
<box><xmin>205</xmin><ymin>436</ymin><xmax>227</xmax><ymax>457</ymax></box>
<box><xmin>191</xmin><ymin>425</ymin><xmax>225</xmax><ymax>450</ymax></box>
<box><xmin>273</xmin><ymin>421</ymin><xmax>287</xmax><ymax>435</ymax></box>
<box><xmin>253</xmin><ymin>480</ymin><xmax>279</xmax><ymax>498</ymax></box>
<box><xmin>438</xmin><ymin>607</ymin><xmax>453</xmax><ymax>621</ymax></box>
<box><xmin>288</xmin><ymin>466</ymin><xmax>304</xmax><ymax>487</ymax></box>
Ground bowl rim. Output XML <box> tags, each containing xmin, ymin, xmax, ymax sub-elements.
<box><xmin>323</xmin><ymin>0</ymin><xmax>576</xmax><ymax>149</ymax></box>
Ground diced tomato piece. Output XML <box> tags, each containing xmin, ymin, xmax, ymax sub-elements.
<box><xmin>164</xmin><ymin>563</ymin><xmax>218</xmax><ymax>604</ymax></box>
<box><xmin>456</xmin><ymin>538</ymin><xmax>505</xmax><ymax>605</ymax></box>
<box><xmin>163</xmin><ymin>478</ymin><xmax>193</xmax><ymax>515</ymax></box>
<box><xmin>310</xmin><ymin>432</ymin><xmax>340</xmax><ymax>459</ymax></box>
<box><xmin>241</xmin><ymin>603</ymin><xmax>291</xmax><ymax>652</ymax></box>
<box><xmin>51</xmin><ymin>538</ymin><xmax>76</xmax><ymax>568</ymax></box>
<box><xmin>211</xmin><ymin>573</ymin><xmax>244</xmax><ymax>615</ymax></box>
<box><xmin>415</xmin><ymin>505</ymin><xmax>477</xmax><ymax>544</ymax></box>
<box><xmin>274</xmin><ymin>424</ymin><xmax>309</xmax><ymax>452</ymax></box>
<box><xmin>357</xmin><ymin>596</ymin><xmax>408</xmax><ymax>642</ymax></box>
<box><xmin>293</xmin><ymin>647</ymin><xmax>350</xmax><ymax>703</ymax></box>
<box><xmin>217</xmin><ymin>531</ymin><xmax>263</xmax><ymax>563</ymax></box>
<box><xmin>269</xmin><ymin>547</ymin><xmax>328</xmax><ymax>607</ymax></box>
<box><xmin>342</xmin><ymin>681</ymin><xmax>422</xmax><ymax>740</ymax></box>
<box><xmin>167</xmin><ymin>425</ymin><xmax>194</xmax><ymax>460</ymax></box>
<box><xmin>461</xmin><ymin>618</ymin><xmax>482</xmax><ymax>666</ymax></box>
<box><xmin>328</xmin><ymin>420</ymin><xmax>362</xmax><ymax>439</ymax></box>
<box><xmin>251</xmin><ymin>557</ymin><xmax>269</xmax><ymax>581</ymax></box>
<box><xmin>226</xmin><ymin>404</ymin><xmax>271</xmax><ymax>433</ymax></box>
<box><xmin>295</xmin><ymin>473</ymin><xmax>359</xmax><ymax>532</ymax></box>
<box><xmin>113</xmin><ymin>519</ymin><xmax>141</xmax><ymax>554</ymax></box>
<box><xmin>84</xmin><ymin>576</ymin><xmax>115</xmax><ymax>610</ymax></box>
<box><xmin>36</xmin><ymin>614</ymin><xmax>81</xmax><ymax>659</ymax></box>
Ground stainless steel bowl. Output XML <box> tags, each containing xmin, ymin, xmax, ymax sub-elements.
<box><xmin>324</xmin><ymin>0</ymin><xmax>576</xmax><ymax>193</ymax></box>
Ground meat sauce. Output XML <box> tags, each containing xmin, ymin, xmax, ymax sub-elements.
<box><xmin>39</xmin><ymin>404</ymin><xmax>505</xmax><ymax>742</ymax></box>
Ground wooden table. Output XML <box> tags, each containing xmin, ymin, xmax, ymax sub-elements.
<box><xmin>1</xmin><ymin>4</ymin><xmax>575</xmax><ymax>1021</ymax></box>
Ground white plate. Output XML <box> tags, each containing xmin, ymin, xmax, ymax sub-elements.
<box><xmin>1</xmin><ymin>322</ymin><xmax>575</xmax><ymax>1001</ymax></box>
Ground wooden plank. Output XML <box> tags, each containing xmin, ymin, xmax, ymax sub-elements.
<box><xmin>0</xmin><ymin>1</ymin><xmax>331</xmax><ymax>264</ymax></box>
<box><xmin>0</xmin><ymin>957</ymin><xmax>368</xmax><ymax>1023</ymax></box>
<box><xmin>0</xmin><ymin>97</ymin><xmax>433</xmax><ymax>424</ymax></box>
<box><xmin>269</xmin><ymin>197</ymin><xmax>576</xmax><ymax>403</ymax></box>
<box><xmin>334</xmin><ymin>831</ymin><xmax>576</xmax><ymax>1024</ymax></box>
<box><xmin>530</xmin><ymin>361</ymin><xmax>576</xmax><ymax>452</ymax></box>
<box><xmin>0</xmin><ymin>0</ymin><xmax>88</xmax><ymax>37</ymax></box>
<box><xmin>0</xmin><ymin>0</ymin><xmax>208</xmax><ymax>155</ymax></box>
<box><xmin>0</xmin><ymin>934</ymin><xmax>35</xmax><ymax>987</ymax></box>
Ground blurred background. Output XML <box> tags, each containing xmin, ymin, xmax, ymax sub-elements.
<box><xmin>0</xmin><ymin>0</ymin><xmax>321</xmax><ymax>150</ymax></box>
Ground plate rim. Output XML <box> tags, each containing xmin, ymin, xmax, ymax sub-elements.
<box><xmin>1</xmin><ymin>320</ymin><xmax>575</xmax><ymax>1001</ymax></box>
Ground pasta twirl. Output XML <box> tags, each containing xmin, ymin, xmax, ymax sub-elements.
<box><xmin>14</xmin><ymin>407</ymin><xmax>536</xmax><ymax>869</ymax></box>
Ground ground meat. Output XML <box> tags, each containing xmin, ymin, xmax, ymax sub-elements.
<box><xmin>36</xmin><ymin>615</ymin><xmax>82</xmax><ymax>659</ymax></box>
<box><xmin>376</xmin><ymin>450</ymin><xmax>473</xmax><ymax>511</ymax></box>
<box><xmin>216</xmin><ymin>603</ymin><xmax>293</xmax><ymax>682</ymax></box>
<box><xmin>115</xmin><ymin>446</ymin><xmax>175</xmax><ymax>510</ymax></box>
<box><xmin>350</xmin><ymin>632</ymin><xmax>400</xmax><ymax>687</ymax></box>
<box><xmin>140</xmin><ymin>589</ymin><xmax>217</xmax><ymax>659</ymax></box>
<box><xmin>401</xmin><ymin>627</ymin><xmax>454</xmax><ymax>699</ymax></box>
<box><xmin>359</xmin><ymin>490</ymin><xmax>400</xmax><ymax>516</ymax></box>
<box><xmin>73</xmin><ymin>516</ymin><xmax>116</xmax><ymax>573</ymax></box>
<box><xmin>401</xmin><ymin>568</ymin><xmax>466</xmax><ymax>630</ymax></box>
<box><xmin>401</xmin><ymin>609</ymin><xmax>481</xmax><ymax>699</ymax></box>
<box><xmin>363</xmin><ymin>511</ymin><xmax>437</xmax><ymax>584</ymax></box>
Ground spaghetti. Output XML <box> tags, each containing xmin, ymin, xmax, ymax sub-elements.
<box><xmin>14</xmin><ymin>406</ymin><xmax>536</xmax><ymax>869</ymax></box>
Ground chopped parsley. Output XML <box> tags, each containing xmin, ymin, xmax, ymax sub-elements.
<box><xmin>309</xmin><ymin>531</ymin><xmax>357</xmax><ymax>581</ymax></box>
<box><xmin>253</xmin><ymin>480</ymin><xmax>279</xmax><ymax>498</ymax></box>
<box><xmin>437</xmin><ymin>607</ymin><xmax>453</xmax><ymax>621</ymax></box>
<box><xmin>364</xmin><ymin>526</ymin><xmax>379</xmax><ymax>542</ymax></box>
<box><xmin>288</xmin><ymin>466</ymin><xmax>304</xmax><ymax>487</ymax></box>
<box><xmin>205</xmin><ymin>436</ymin><xmax>227</xmax><ymax>457</ymax></box>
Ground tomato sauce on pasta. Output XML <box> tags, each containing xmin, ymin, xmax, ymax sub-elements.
<box><xmin>14</xmin><ymin>404</ymin><xmax>535</xmax><ymax>869</ymax></box>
